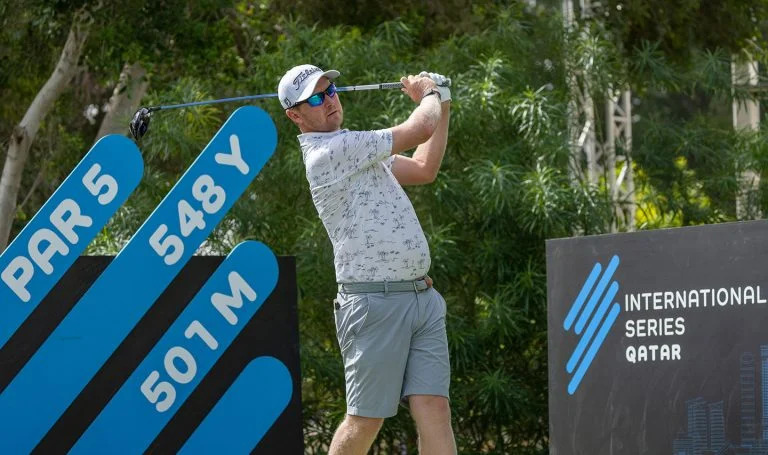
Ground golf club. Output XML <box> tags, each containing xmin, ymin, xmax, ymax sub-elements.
<box><xmin>129</xmin><ymin>79</ymin><xmax>452</xmax><ymax>140</ymax></box>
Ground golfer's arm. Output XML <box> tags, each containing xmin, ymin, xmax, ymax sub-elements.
<box><xmin>390</xmin><ymin>95</ymin><xmax>441</xmax><ymax>155</ymax></box>
<box><xmin>392</xmin><ymin>102</ymin><xmax>450</xmax><ymax>185</ymax></box>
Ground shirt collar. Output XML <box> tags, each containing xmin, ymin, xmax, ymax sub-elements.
<box><xmin>297</xmin><ymin>129</ymin><xmax>347</xmax><ymax>147</ymax></box>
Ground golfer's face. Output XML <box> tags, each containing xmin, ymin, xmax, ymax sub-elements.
<box><xmin>295</xmin><ymin>77</ymin><xmax>343</xmax><ymax>132</ymax></box>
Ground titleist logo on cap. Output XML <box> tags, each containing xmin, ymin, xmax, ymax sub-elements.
<box><xmin>293</xmin><ymin>67</ymin><xmax>322</xmax><ymax>90</ymax></box>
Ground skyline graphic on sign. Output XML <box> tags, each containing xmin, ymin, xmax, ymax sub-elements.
<box><xmin>673</xmin><ymin>344</ymin><xmax>768</xmax><ymax>455</ymax></box>
<box><xmin>563</xmin><ymin>254</ymin><xmax>622</xmax><ymax>395</ymax></box>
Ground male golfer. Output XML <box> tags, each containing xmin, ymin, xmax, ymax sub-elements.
<box><xmin>279</xmin><ymin>64</ymin><xmax>455</xmax><ymax>454</ymax></box>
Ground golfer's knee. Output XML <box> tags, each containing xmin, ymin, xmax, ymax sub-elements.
<box><xmin>410</xmin><ymin>395</ymin><xmax>451</xmax><ymax>424</ymax></box>
<box><xmin>345</xmin><ymin>414</ymin><xmax>384</xmax><ymax>436</ymax></box>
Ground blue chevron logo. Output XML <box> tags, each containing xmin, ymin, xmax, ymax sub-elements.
<box><xmin>563</xmin><ymin>254</ymin><xmax>621</xmax><ymax>395</ymax></box>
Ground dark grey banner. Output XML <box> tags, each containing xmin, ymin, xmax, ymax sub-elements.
<box><xmin>547</xmin><ymin>220</ymin><xmax>768</xmax><ymax>455</ymax></box>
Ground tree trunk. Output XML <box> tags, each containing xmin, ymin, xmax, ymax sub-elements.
<box><xmin>95</xmin><ymin>62</ymin><xmax>148</xmax><ymax>140</ymax></box>
<box><xmin>0</xmin><ymin>16</ymin><xmax>89</xmax><ymax>250</ymax></box>
<box><xmin>732</xmin><ymin>55</ymin><xmax>761</xmax><ymax>219</ymax></box>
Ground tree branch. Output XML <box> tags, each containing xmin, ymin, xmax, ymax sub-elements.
<box><xmin>0</xmin><ymin>11</ymin><xmax>90</xmax><ymax>250</ymax></box>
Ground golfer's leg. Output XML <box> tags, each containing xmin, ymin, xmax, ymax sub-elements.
<box><xmin>402</xmin><ymin>288</ymin><xmax>455</xmax><ymax>454</ymax></box>
<box><xmin>332</xmin><ymin>291</ymin><xmax>413</xmax><ymax>452</ymax></box>
<box><xmin>329</xmin><ymin>415</ymin><xmax>384</xmax><ymax>455</ymax></box>
<box><xmin>409</xmin><ymin>395</ymin><xmax>456</xmax><ymax>455</ymax></box>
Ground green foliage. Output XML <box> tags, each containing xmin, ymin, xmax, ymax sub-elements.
<box><xmin>633</xmin><ymin>115</ymin><xmax>739</xmax><ymax>226</ymax></box>
<box><xmin>3</xmin><ymin>1</ymin><xmax>768</xmax><ymax>453</ymax></box>
<box><xmin>601</xmin><ymin>0</ymin><xmax>768</xmax><ymax>60</ymax></box>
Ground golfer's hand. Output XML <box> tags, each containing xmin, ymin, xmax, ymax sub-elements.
<box><xmin>419</xmin><ymin>71</ymin><xmax>451</xmax><ymax>102</ymax></box>
<box><xmin>401</xmin><ymin>74</ymin><xmax>437</xmax><ymax>103</ymax></box>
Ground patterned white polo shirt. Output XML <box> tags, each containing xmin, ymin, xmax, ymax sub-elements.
<box><xmin>298</xmin><ymin>129</ymin><xmax>431</xmax><ymax>283</ymax></box>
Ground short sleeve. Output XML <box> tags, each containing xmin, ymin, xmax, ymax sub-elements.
<box><xmin>329</xmin><ymin>129</ymin><xmax>393</xmax><ymax>179</ymax></box>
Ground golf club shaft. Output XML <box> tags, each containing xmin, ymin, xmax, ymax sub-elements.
<box><xmin>147</xmin><ymin>81</ymin><xmax>447</xmax><ymax>112</ymax></box>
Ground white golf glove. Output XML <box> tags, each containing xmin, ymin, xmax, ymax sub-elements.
<box><xmin>419</xmin><ymin>71</ymin><xmax>451</xmax><ymax>102</ymax></box>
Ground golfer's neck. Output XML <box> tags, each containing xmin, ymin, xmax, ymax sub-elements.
<box><xmin>300</xmin><ymin>125</ymin><xmax>341</xmax><ymax>134</ymax></box>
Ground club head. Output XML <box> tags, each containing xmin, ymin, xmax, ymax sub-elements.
<box><xmin>129</xmin><ymin>107</ymin><xmax>152</xmax><ymax>140</ymax></box>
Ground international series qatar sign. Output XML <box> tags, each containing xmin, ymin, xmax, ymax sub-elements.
<box><xmin>547</xmin><ymin>220</ymin><xmax>768</xmax><ymax>454</ymax></box>
<box><xmin>0</xmin><ymin>107</ymin><xmax>302</xmax><ymax>453</ymax></box>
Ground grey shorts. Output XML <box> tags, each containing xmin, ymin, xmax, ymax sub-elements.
<box><xmin>333</xmin><ymin>287</ymin><xmax>450</xmax><ymax>418</ymax></box>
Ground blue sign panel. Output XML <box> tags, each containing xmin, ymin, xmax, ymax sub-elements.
<box><xmin>179</xmin><ymin>356</ymin><xmax>293</xmax><ymax>454</ymax></box>
<box><xmin>0</xmin><ymin>106</ymin><xmax>277</xmax><ymax>453</ymax></box>
<box><xmin>0</xmin><ymin>135</ymin><xmax>143</xmax><ymax>348</ymax></box>
<box><xmin>71</xmin><ymin>241</ymin><xmax>280</xmax><ymax>453</ymax></box>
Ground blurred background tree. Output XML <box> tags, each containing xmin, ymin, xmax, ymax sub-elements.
<box><xmin>2</xmin><ymin>0</ymin><xmax>768</xmax><ymax>452</ymax></box>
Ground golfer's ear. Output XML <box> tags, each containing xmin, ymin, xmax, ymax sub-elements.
<box><xmin>285</xmin><ymin>108</ymin><xmax>300</xmax><ymax>124</ymax></box>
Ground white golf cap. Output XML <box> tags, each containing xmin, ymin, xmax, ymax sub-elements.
<box><xmin>278</xmin><ymin>64</ymin><xmax>340</xmax><ymax>109</ymax></box>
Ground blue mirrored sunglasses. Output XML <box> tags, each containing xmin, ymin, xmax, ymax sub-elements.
<box><xmin>292</xmin><ymin>83</ymin><xmax>337</xmax><ymax>108</ymax></box>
